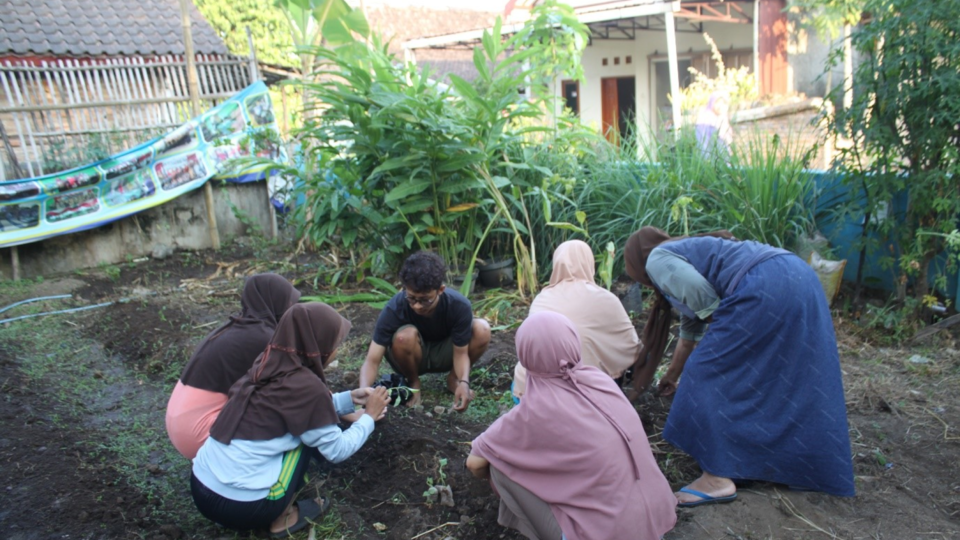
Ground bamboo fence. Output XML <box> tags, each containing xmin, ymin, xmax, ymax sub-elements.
<box><xmin>0</xmin><ymin>54</ymin><xmax>256</xmax><ymax>180</ymax></box>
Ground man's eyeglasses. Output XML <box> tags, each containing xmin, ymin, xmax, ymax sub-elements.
<box><xmin>406</xmin><ymin>293</ymin><xmax>439</xmax><ymax>307</ymax></box>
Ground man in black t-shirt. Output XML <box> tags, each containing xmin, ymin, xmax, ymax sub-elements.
<box><xmin>359</xmin><ymin>252</ymin><xmax>491</xmax><ymax>412</ymax></box>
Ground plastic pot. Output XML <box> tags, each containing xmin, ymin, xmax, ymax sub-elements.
<box><xmin>448</xmin><ymin>266</ymin><xmax>479</xmax><ymax>296</ymax></box>
<box><xmin>477</xmin><ymin>258</ymin><xmax>515</xmax><ymax>288</ymax></box>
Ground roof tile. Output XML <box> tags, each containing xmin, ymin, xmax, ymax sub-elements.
<box><xmin>364</xmin><ymin>5</ymin><xmax>498</xmax><ymax>84</ymax></box>
<box><xmin>0</xmin><ymin>0</ymin><xmax>230</xmax><ymax>57</ymax></box>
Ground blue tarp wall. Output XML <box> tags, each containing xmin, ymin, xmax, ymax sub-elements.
<box><xmin>812</xmin><ymin>170</ymin><xmax>959</xmax><ymax>307</ymax></box>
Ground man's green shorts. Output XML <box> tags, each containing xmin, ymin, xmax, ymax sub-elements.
<box><xmin>385</xmin><ymin>324</ymin><xmax>455</xmax><ymax>374</ymax></box>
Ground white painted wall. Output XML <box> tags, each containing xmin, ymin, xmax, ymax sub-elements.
<box><xmin>564</xmin><ymin>21</ymin><xmax>755</xmax><ymax>132</ymax></box>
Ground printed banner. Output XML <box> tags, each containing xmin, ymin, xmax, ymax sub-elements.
<box><xmin>0</xmin><ymin>81</ymin><xmax>284</xmax><ymax>248</ymax></box>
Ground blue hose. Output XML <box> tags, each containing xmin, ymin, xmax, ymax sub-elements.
<box><xmin>0</xmin><ymin>301</ymin><xmax>114</xmax><ymax>324</ymax></box>
<box><xmin>0</xmin><ymin>294</ymin><xmax>72</xmax><ymax>315</ymax></box>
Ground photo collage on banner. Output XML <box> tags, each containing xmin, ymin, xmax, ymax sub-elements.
<box><xmin>0</xmin><ymin>81</ymin><xmax>284</xmax><ymax>248</ymax></box>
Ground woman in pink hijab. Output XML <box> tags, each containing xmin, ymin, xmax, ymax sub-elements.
<box><xmin>467</xmin><ymin>312</ymin><xmax>676</xmax><ymax>540</ymax></box>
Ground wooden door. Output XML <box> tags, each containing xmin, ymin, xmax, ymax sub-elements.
<box><xmin>601</xmin><ymin>77</ymin><xmax>619</xmax><ymax>142</ymax></box>
<box><xmin>759</xmin><ymin>0</ymin><xmax>788</xmax><ymax>95</ymax></box>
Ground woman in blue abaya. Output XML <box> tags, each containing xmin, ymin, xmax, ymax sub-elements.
<box><xmin>624</xmin><ymin>227</ymin><xmax>854</xmax><ymax>508</ymax></box>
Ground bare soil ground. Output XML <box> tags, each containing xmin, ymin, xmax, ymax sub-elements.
<box><xmin>1</xmin><ymin>245</ymin><xmax>958</xmax><ymax>540</ymax></box>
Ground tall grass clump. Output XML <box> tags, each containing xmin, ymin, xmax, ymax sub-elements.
<box><xmin>562</xmin><ymin>126</ymin><xmax>818</xmax><ymax>276</ymax></box>
<box><xmin>704</xmin><ymin>130</ymin><xmax>817</xmax><ymax>248</ymax></box>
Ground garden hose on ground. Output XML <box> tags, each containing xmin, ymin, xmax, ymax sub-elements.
<box><xmin>0</xmin><ymin>294</ymin><xmax>72</xmax><ymax>315</ymax></box>
<box><xmin>0</xmin><ymin>302</ymin><xmax>116</xmax><ymax>324</ymax></box>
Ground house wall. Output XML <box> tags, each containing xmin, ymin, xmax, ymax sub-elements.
<box><xmin>0</xmin><ymin>181</ymin><xmax>274</xmax><ymax>279</ymax></box>
<box><xmin>786</xmin><ymin>21</ymin><xmax>866</xmax><ymax>102</ymax></box>
<box><xmin>570</xmin><ymin>21</ymin><xmax>755</xmax><ymax>133</ymax></box>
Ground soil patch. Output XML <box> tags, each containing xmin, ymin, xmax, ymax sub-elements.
<box><xmin>1</xmin><ymin>248</ymin><xmax>959</xmax><ymax>540</ymax></box>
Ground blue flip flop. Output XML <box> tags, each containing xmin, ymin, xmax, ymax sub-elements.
<box><xmin>676</xmin><ymin>486</ymin><xmax>738</xmax><ymax>508</ymax></box>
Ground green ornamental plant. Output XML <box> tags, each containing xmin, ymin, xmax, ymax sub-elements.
<box><xmin>829</xmin><ymin>0</ymin><xmax>960</xmax><ymax>303</ymax></box>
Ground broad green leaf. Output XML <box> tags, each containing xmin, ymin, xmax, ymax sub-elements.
<box><xmin>491</xmin><ymin>176</ymin><xmax>511</xmax><ymax>189</ymax></box>
<box><xmin>547</xmin><ymin>221</ymin><xmax>589</xmax><ymax>237</ymax></box>
<box><xmin>439</xmin><ymin>176</ymin><xmax>483</xmax><ymax>194</ymax></box>
<box><xmin>473</xmin><ymin>47</ymin><xmax>491</xmax><ymax>82</ymax></box>
<box><xmin>540</xmin><ymin>189</ymin><xmax>552</xmax><ymax>222</ymax></box>
<box><xmin>385</xmin><ymin>178</ymin><xmax>433</xmax><ymax>202</ymax></box>
<box><xmin>372</xmin><ymin>156</ymin><xmax>415</xmax><ymax>175</ymax></box>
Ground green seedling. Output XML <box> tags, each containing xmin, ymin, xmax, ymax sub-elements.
<box><xmin>423</xmin><ymin>457</ymin><xmax>449</xmax><ymax>500</ymax></box>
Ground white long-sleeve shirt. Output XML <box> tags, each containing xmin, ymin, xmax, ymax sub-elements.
<box><xmin>192</xmin><ymin>391</ymin><xmax>373</xmax><ymax>501</ymax></box>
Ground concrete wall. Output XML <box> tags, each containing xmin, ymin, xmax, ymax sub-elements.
<box><xmin>569</xmin><ymin>21</ymin><xmax>755</xmax><ymax>131</ymax></box>
<box><xmin>0</xmin><ymin>181</ymin><xmax>275</xmax><ymax>279</ymax></box>
<box><xmin>785</xmin><ymin>22</ymin><xmax>868</xmax><ymax>101</ymax></box>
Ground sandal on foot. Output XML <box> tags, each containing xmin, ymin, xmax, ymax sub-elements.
<box><xmin>269</xmin><ymin>496</ymin><xmax>330</xmax><ymax>538</ymax></box>
<box><xmin>676</xmin><ymin>487</ymin><xmax>737</xmax><ymax>508</ymax></box>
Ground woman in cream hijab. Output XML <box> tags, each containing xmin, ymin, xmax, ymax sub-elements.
<box><xmin>512</xmin><ymin>240</ymin><xmax>640</xmax><ymax>399</ymax></box>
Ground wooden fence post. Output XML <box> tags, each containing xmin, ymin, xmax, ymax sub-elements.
<box><xmin>180</xmin><ymin>0</ymin><xmax>220</xmax><ymax>250</ymax></box>
<box><xmin>246</xmin><ymin>26</ymin><xmax>278</xmax><ymax>240</ymax></box>
<box><xmin>0</xmin><ymin>119</ymin><xmax>24</xmax><ymax>180</ymax></box>
<box><xmin>10</xmin><ymin>246</ymin><xmax>20</xmax><ymax>281</ymax></box>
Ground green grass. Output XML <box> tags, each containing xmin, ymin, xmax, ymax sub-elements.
<box><xmin>0</xmin><ymin>275</ymin><xmax>45</xmax><ymax>297</ymax></box>
<box><xmin>0</xmin><ymin>314</ymin><xmax>213</xmax><ymax>534</ymax></box>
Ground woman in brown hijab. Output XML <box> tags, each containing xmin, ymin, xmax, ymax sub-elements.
<box><xmin>623</xmin><ymin>227</ymin><xmax>854</xmax><ymax>507</ymax></box>
<box><xmin>166</xmin><ymin>273</ymin><xmax>300</xmax><ymax>460</ymax></box>
<box><xmin>191</xmin><ymin>303</ymin><xmax>390</xmax><ymax>537</ymax></box>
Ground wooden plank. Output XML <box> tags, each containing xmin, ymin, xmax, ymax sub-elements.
<box><xmin>26</xmin><ymin>65</ymin><xmax>52</xmax><ymax>141</ymax></box>
<box><xmin>119</xmin><ymin>57</ymin><xmax>147</xmax><ymax>130</ymax></box>
<box><xmin>0</xmin><ymin>118</ymin><xmax>25</xmax><ymax>179</ymax></box>
<box><xmin>89</xmin><ymin>62</ymin><xmax>111</xmax><ymax>134</ymax></box>
<box><xmin>130</xmin><ymin>57</ymin><xmax>153</xmax><ymax>126</ymax></box>
<box><xmin>205</xmin><ymin>54</ymin><xmax>225</xmax><ymax>98</ymax></box>
<box><xmin>50</xmin><ymin>59</ymin><xmax>75</xmax><ymax>135</ymax></box>
<box><xmin>163</xmin><ymin>56</ymin><xmax>185</xmax><ymax>123</ymax></box>
<box><xmin>73</xmin><ymin>59</ymin><xmax>104</xmax><ymax>136</ymax></box>
<box><xmin>10</xmin><ymin>246</ymin><xmax>19</xmax><ymax>281</ymax></box>
<box><xmin>40</xmin><ymin>61</ymin><xmax>67</xmax><ymax>163</ymax></box>
<box><xmin>20</xmin><ymin>63</ymin><xmax>48</xmax><ymax>163</ymax></box>
<box><xmin>196</xmin><ymin>53</ymin><xmax>214</xmax><ymax>103</ymax></box>
<box><xmin>115</xmin><ymin>57</ymin><xmax>139</xmax><ymax>132</ymax></box>
<box><xmin>3</xmin><ymin>63</ymin><xmax>41</xmax><ymax>176</ymax></box>
<box><xmin>0</xmin><ymin>91</ymin><xmax>243</xmax><ymax>114</ymax></box>
<box><xmin>216</xmin><ymin>55</ymin><xmax>234</xmax><ymax>95</ymax></box>
<box><xmin>64</xmin><ymin>59</ymin><xmax>93</xmax><ymax>152</ymax></box>
<box><xmin>103</xmin><ymin>59</ymin><xmax>129</xmax><ymax>129</ymax></box>
<box><xmin>141</xmin><ymin>58</ymin><xmax>165</xmax><ymax>126</ymax></box>
<box><xmin>246</xmin><ymin>27</ymin><xmax>261</xmax><ymax>84</ymax></box>
<box><xmin>30</xmin><ymin>124</ymin><xmax>181</xmax><ymax>137</ymax></box>
<box><xmin>155</xmin><ymin>55</ymin><xmax>174</xmax><ymax>122</ymax></box>
<box><xmin>912</xmin><ymin>313</ymin><xmax>960</xmax><ymax>342</ymax></box>
<box><xmin>2</xmin><ymin>59</ymin><xmax>249</xmax><ymax>72</ymax></box>
<box><xmin>179</xmin><ymin>0</ymin><xmax>219</xmax><ymax>250</ymax></box>
<box><xmin>169</xmin><ymin>54</ymin><xmax>191</xmax><ymax>121</ymax></box>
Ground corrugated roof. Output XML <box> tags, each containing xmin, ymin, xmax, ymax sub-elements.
<box><xmin>0</xmin><ymin>0</ymin><xmax>230</xmax><ymax>57</ymax></box>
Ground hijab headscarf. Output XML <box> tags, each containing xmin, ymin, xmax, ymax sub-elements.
<box><xmin>473</xmin><ymin>312</ymin><xmax>676</xmax><ymax>540</ymax></box>
<box><xmin>623</xmin><ymin>227</ymin><xmax>734</xmax><ymax>392</ymax></box>
<box><xmin>210</xmin><ymin>302</ymin><xmax>350</xmax><ymax>443</ymax></box>
<box><xmin>514</xmin><ymin>240</ymin><xmax>640</xmax><ymax>396</ymax></box>
<box><xmin>180</xmin><ymin>273</ymin><xmax>300</xmax><ymax>393</ymax></box>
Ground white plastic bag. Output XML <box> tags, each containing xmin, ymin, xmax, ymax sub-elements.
<box><xmin>808</xmin><ymin>251</ymin><xmax>846</xmax><ymax>305</ymax></box>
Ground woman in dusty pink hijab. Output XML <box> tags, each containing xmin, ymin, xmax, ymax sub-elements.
<box><xmin>467</xmin><ymin>312</ymin><xmax>676</xmax><ymax>540</ymax></box>
<box><xmin>512</xmin><ymin>240</ymin><xmax>640</xmax><ymax>399</ymax></box>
